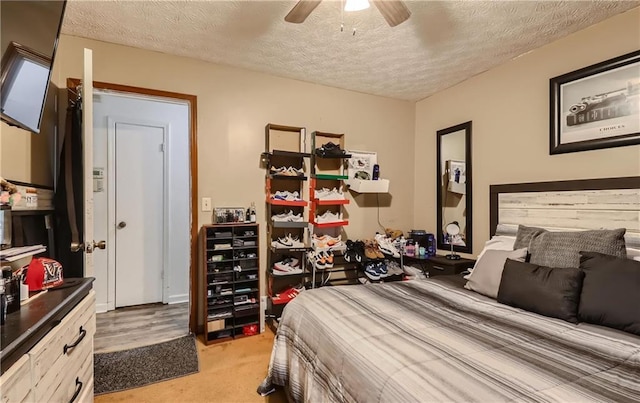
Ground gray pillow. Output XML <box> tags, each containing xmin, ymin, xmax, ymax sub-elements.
<box><xmin>529</xmin><ymin>228</ymin><xmax>626</xmax><ymax>268</ymax></box>
<box><xmin>464</xmin><ymin>248</ymin><xmax>528</xmax><ymax>298</ymax></box>
<box><xmin>513</xmin><ymin>225</ymin><xmax>545</xmax><ymax>250</ymax></box>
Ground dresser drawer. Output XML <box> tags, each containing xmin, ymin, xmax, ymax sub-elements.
<box><xmin>30</xmin><ymin>291</ymin><xmax>95</xmax><ymax>402</ymax></box>
<box><xmin>424</xmin><ymin>261</ymin><xmax>459</xmax><ymax>276</ymax></box>
<box><xmin>0</xmin><ymin>355</ymin><xmax>31</xmax><ymax>403</ymax></box>
<box><xmin>47</xmin><ymin>345</ymin><xmax>93</xmax><ymax>403</ymax></box>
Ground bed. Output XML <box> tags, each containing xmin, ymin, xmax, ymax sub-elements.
<box><xmin>260</xmin><ymin>177</ymin><xmax>640</xmax><ymax>402</ymax></box>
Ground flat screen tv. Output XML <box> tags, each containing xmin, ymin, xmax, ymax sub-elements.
<box><xmin>1</xmin><ymin>0</ymin><xmax>67</xmax><ymax>134</ymax></box>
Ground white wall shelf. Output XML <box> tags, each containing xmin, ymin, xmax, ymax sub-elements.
<box><xmin>345</xmin><ymin>178</ymin><xmax>390</xmax><ymax>193</ymax></box>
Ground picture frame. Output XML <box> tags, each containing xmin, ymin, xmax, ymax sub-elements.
<box><xmin>213</xmin><ymin>207</ymin><xmax>246</xmax><ymax>224</ymax></box>
<box><xmin>549</xmin><ymin>50</ymin><xmax>640</xmax><ymax>155</ymax></box>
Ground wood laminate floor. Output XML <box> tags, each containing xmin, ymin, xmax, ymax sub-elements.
<box><xmin>95</xmin><ymin>302</ymin><xmax>189</xmax><ymax>354</ymax></box>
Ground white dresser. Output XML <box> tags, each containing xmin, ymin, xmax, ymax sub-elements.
<box><xmin>1</xmin><ymin>289</ymin><xmax>95</xmax><ymax>403</ymax></box>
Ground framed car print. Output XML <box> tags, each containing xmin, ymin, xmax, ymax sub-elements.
<box><xmin>549</xmin><ymin>50</ymin><xmax>640</xmax><ymax>155</ymax></box>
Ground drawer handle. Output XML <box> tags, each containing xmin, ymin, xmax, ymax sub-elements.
<box><xmin>64</xmin><ymin>326</ymin><xmax>87</xmax><ymax>355</ymax></box>
<box><xmin>69</xmin><ymin>377</ymin><xmax>83</xmax><ymax>403</ymax></box>
<box><xmin>432</xmin><ymin>265</ymin><xmax>445</xmax><ymax>271</ymax></box>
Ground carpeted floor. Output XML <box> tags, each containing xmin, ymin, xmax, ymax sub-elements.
<box><xmin>95</xmin><ymin>327</ymin><xmax>287</xmax><ymax>403</ymax></box>
<box><xmin>95</xmin><ymin>335</ymin><xmax>199</xmax><ymax>394</ymax></box>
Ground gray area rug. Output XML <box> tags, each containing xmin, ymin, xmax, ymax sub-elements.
<box><xmin>94</xmin><ymin>335</ymin><xmax>199</xmax><ymax>395</ymax></box>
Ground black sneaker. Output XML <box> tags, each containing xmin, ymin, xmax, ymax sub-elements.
<box><xmin>315</xmin><ymin>142</ymin><xmax>347</xmax><ymax>157</ymax></box>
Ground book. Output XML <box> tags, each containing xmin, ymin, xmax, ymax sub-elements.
<box><xmin>0</xmin><ymin>245</ymin><xmax>46</xmax><ymax>262</ymax></box>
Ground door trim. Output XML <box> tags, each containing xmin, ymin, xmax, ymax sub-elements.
<box><xmin>67</xmin><ymin>78</ymin><xmax>198</xmax><ymax>334</ymax></box>
<box><xmin>108</xmin><ymin>116</ymin><xmax>169</xmax><ymax>309</ymax></box>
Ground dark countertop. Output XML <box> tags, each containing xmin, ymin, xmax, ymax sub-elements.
<box><xmin>0</xmin><ymin>277</ymin><xmax>94</xmax><ymax>375</ymax></box>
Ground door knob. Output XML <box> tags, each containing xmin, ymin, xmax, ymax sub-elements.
<box><xmin>117</xmin><ymin>221</ymin><xmax>127</xmax><ymax>229</ymax></box>
<box><xmin>93</xmin><ymin>240</ymin><xmax>106</xmax><ymax>250</ymax></box>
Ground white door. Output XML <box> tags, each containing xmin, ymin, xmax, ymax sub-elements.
<box><xmin>91</xmin><ymin>92</ymin><xmax>190</xmax><ymax>313</ymax></box>
<box><xmin>82</xmin><ymin>48</ymin><xmax>106</xmax><ymax>274</ymax></box>
<box><xmin>113</xmin><ymin>120</ymin><xmax>166</xmax><ymax>307</ymax></box>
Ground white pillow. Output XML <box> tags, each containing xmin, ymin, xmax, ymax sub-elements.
<box><xmin>464</xmin><ymin>248</ymin><xmax>528</xmax><ymax>299</ymax></box>
<box><xmin>627</xmin><ymin>247</ymin><xmax>640</xmax><ymax>260</ymax></box>
<box><xmin>472</xmin><ymin>235</ymin><xmax>516</xmax><ymax>268</ymax></box>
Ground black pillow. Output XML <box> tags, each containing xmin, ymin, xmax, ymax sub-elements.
<box><xmin>579</xmin><ymin>252</ymin><xmax>640</xmax><ymax>336</ymax></box>
<box><xmin>497</xmin><ymin>259</ymin><xmax>584</xmax><ymax>323</ymax></box>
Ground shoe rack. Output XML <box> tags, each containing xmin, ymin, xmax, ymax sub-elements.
<box><xmin>309</xmin><ymin>131</ymin><xmax>359</xmax><ymax>288</ymax></box>
<box><xmin>262</xmin><ymin>123</ymin><xmax>312</xmax><ymax>325</ymax></box>
<box><xmin>200</xmin><ymin>223</ymin><xmax>260</xmax><ymax>345</ymax></box>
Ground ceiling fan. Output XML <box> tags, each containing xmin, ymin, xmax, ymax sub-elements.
<box><xmin>284</xmin><ymin>0</ymin><xmax>411</xmax><ymax>27</ymax></box>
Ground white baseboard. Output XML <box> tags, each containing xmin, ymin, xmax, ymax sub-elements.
<box><xmin>96</xmin><ymin>302</ymin><xmax>109</xmax><ymax>313</ymax></box>
<box><xmin>167</xmin><ymin>293</ymin><xmax>188</xmax><ymax>304</ymax></box>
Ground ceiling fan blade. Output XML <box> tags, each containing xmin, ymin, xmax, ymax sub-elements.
<box><xmin>284</xmin><ymin>0</ymin><xmax>323</xmax><ymax>23</ymax></box>
<box><xmin>371</xmin><ymin>0</ymin><xmax>411</xmax><ymax>27</ymax></box>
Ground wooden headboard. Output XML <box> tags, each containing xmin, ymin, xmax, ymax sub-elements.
<box><xmin>490</xmin><ymin>177</ymin><xmax>640</xmax><ymax>247</ymax></box>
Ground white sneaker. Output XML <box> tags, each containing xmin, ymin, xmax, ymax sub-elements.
<box><xmin>272</xmin><ymin>191</ymin><xmax>301</xmax><ymax>201</ymax></box>
<box><xmin>272</xmin><ymin>211</ymin><xmax>292</xmax><ymax>222</ymax></box>
<box><xmin>317</xmin><ymin>187</ymin><xmax>345</xmax><ymax>200</ymax></box>
<box><xmin>312</xmin><ymin>234</ymin><xmax>343</xmax><ymax>248</ymax></box>
<box><xmin>315</xmin><ymin>211</ymin><xmax>343</xmax><ymax>223</ymax></box>
<box><xmin>374</xmin><ymin>233</ymin><xmax>400</xmax><ymax>258</ymax></box>
<box><xmin>273</xmin><ymin>257</ymin><xmax>302</xmax><ymax>276</ymax></box>
<box><xmin>283</xmin><ymin>166</ymin><xmax>304</xmax><ymax>176</ymax></box>
<box><xmin>272</xmin><ymin>234</ymin><xmax>304</xmax><ymax>249</ymax></box>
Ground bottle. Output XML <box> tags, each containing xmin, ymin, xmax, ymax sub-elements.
<box><xmin>245</xmin><ymin>207</ymin><xmax>251</xmax><ymax>223</ymax></box>
<box><xmin>250</xmin><ymin>202</ymin><xmax>256</xmax><ymax>223</ymax></box>
<box><xmin>372</xmin><ymin>164</ymin><xmax>380</xmax><ymax>180</ymax></box>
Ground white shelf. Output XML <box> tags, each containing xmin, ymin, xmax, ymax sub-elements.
<box><xmin>345</xmin><ymin>178</ymin><xmax>389</xmax><ymax>193</ymax></box>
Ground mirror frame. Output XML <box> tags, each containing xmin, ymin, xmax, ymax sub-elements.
<box><xmin>0</xmin><ymin>41</ymin><xmax>52</xmax><ymax>133</ymax></box>
<box><xmin>436</xmin><ymin>121</ymin><xmax>472</xmax><ymax>254</ymax></box>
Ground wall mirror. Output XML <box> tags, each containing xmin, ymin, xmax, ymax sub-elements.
<box><xmin>436</xmin><ymin>121</ymin><xmax>472</xmax><ymax>255</ymax></box>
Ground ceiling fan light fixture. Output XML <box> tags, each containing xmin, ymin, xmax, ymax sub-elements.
<box><xmin>344</xmin><ymin>0</ymin><xmax>370</xmax><ymax>12</ymax></box>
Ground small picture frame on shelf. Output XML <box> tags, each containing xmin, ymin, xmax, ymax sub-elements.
<box><xmin>213</xmin><ymin>207</ymin><xmax>245</xmax><ymax>224</ymax></box>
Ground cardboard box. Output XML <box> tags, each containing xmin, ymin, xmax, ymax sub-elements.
<box><xmin>207</xmin><ymin>320</ymin><xmax>225</xmax><ymax>332</ymax></box>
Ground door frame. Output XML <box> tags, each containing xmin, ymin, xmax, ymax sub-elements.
<box><xmin>67</xmin><ymin>78</ymin><xmax>198</xmax><ymax>334</ymax></box>
<box><xmin>108</xmin><ymin>116</ymin><xmax>169</xmax><ymax>308</ymax></box>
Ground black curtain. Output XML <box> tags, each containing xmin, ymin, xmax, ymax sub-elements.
<box><xmin>54</xmin><ymin>101</ymin><xmax>84</xmax><ymax>278</ymax></box>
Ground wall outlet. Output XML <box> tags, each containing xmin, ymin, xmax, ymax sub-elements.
<box><xmin>202</xmin><ymin>197</ymin><xmax>212</xmax><ymax>212</ymax></box>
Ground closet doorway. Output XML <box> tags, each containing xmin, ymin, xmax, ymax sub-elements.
<box><xmin>67</xmin><ymin>79</ymin><xmax>198</xmax><ymax>334</ymax></box>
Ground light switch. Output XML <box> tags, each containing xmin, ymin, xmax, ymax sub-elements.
<box><xmin>202</xmin><ymin>197</ymin><xmax>212</xmax><ymax>212</ymax></box>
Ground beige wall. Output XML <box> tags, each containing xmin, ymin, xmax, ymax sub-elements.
<box><xmin>0</xmin><ymin>88</ymin><xmax>56</xmax><ymax>187</ymax></box>
<box><xmin>414</xmin><ymin>7</ymin><xmax>640</xmax><ymax>258</ymax></box>
<box><xmin>53</xmin><ymin>35</ymin><xmax>416</xmax><ymax>235</ymax></box>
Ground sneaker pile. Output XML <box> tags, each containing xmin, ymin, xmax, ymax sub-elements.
<box><xmin>271</xmin><ymin>191</ymin><xmax>302</xmax><ymax>202</ymax></box>
<box><xmin>311</xmin><ymin>234</ymin><xmax>343</xmax><ymax>249</ymax></box>
<box><xmin>272</xmin><ymin>257</ymin><xmax>303</xmax><ymax>276</ymax></box>
<box><xmin>315</xmin><ymin>210</ymin><xmax>343</xmax><ymax>224</ymax></box>
<box><xmin>271</xmin><ymin>234</ymin><xmax>305</xmax><ymax>249</ymax></box>
<box><xmin>270</xmin><ymin>166</ymin><xmax>304</xmax><ymax>177</ymax></box>
<box><xmin>315</xmin><ymin>142</ymin><xmax>349</xmax><ymax>158</ymax></box>
<box><xmin>272</xmin><ymin>210</ymin><xmax>303</xmax><ymax>222</ymax></box>
<box><xmin>307</xmin><ymin>250</ymin><xmax>334</xmax><ymax>270</ymax></box>
<box><xmin>315</xmin><ymin>187</ymin><xmax>346</xmax><ymax>201</ymax></box>
<box><xmin>271</xmin><ymin>285</ymin><xmax>304</xmax><ymax>304</ymax></box>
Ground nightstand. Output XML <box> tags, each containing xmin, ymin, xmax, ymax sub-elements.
<box><xmin>425</xmin><ymin>255</ymin><xmax>475</xmax><ymax>277</ymax></box>
<box><xmin>403</xmin><ymin>254</ymin><xmax>475</xmax><ymax>277</ymax></box>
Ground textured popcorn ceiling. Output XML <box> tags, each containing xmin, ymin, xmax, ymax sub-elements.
<box><xmin>62</xmin><ymin>0</ymin><xmax>639</xmax><ymax>101</ymax></box>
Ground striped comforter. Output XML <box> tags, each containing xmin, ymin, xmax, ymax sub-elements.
<box><xmin>262</xmin><ymin>277</ymin><xmax>640</xmax><ymax>402</ymax></box>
